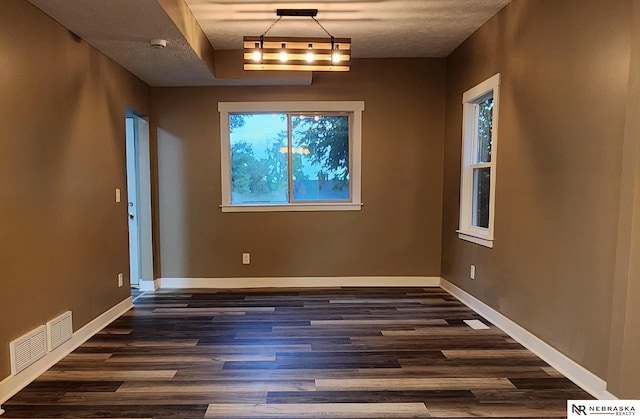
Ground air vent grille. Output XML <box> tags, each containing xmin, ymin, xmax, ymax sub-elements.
<box><xmin>47</xmin><ymin>311</ymin><xmax>73</xmax><ymax>351</ymax></box>
<box><xmin>10</xmin><ymin>326</ymin><xmax>47</xmax><ymax>375</ymax></box>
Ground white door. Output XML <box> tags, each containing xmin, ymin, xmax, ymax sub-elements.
<box><xmin>125</xmin><ymin>117</ymin><xmax>140</xmax><ymax>286</ymax></box>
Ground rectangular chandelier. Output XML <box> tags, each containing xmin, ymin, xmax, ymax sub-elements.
<box><xmin>243</xmin><ymin>9</ymin><xmax>351</xmax><ymax>72</ymax></box>
<box><xmin>243</xmin><ymin>36</ymin><xmax>351</xmax><ymax>71</ymax></box>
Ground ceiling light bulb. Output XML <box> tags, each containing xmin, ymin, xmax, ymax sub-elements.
<box><xmin>332</xmin><ymin>44</ymin><xmax>341</xmax><ymax>63</ymax></box>
<box><xmin>252</xmin><ymin>42</ymin><xmax>262</xmax><ymax>62</ymax></box>
<box><xmin>306</xmin><ymin>43</ymin><xmax>314</xmax><ymax>63</ymax></box>
<box><xmin>280</xmin><ymin>43</ymin><xmax>288</xmax><ymax>62</ymax></box>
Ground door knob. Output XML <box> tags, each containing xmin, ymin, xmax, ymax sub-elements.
<box><xmin>129</xmin><ymin>213</ymin><xmax>134</xmax><ymax>219</ymax></box>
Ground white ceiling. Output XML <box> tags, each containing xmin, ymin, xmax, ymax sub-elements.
<box><xmin>28</xmin><ymin>0</ymin><xmax>222</xmax><ymax>86</ymax></box>
<box><xmin>26</xmin><ymin>0</ymin><xmax>511</xmax><ymax>86</ymax></box>
<box><xmin>187</xmin><ymin>0</ymin><xmax>512</xmax><ymax>58</ymax></box>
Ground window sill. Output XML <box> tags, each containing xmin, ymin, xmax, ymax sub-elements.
<box><xmin>221</xmin><ymin>203</ymin><xmax>363</xmax><ymax>213</ymax></box>
<box><xmin>456</xmin><ymin>230</ymin><xmax>494</xmax><ymax>248</ymax></box>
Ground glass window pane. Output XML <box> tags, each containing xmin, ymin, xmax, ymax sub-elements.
<box><xmin>291</xmin><ymin>114</ymin><xmax>350</xmax><ymax>201</ymax></box>
<box><xmin>476</xmin><ymin>97</ymin><xmax>494</xmax><ymax>163</ymax></box>
<box><xmin>229</xmin><ymin>113</ymin><xmax>288</xmax><ymax>204</ymax></box>
<box><xmin>472</xmin><ymin>167</ymin><xmax>491</xmax><ymax>228</ymax></box>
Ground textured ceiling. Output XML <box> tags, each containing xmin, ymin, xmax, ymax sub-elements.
<box><xmin>185</xmin><ymin>0</ymin><xmax>512</xmax><ymax>58</ymax></box>
<box><xmin>27</xmin><ymin>0</ymin><xmax>218</xmax><ymax>86</ymax></box>
<box><xmin>26</xmin><ymin>0</ymin><xmax>512</xmax><ymax>86</ymax></box>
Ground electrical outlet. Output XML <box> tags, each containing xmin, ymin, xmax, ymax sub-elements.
<box><xmin>242</xmin><ymin>253</ymin><xmax>251</xmax><ymax>265</ymax></box>
<box><xmin>470</xmin><ymin>265</ymin><xmax>476</xmax><ymax>280</ymax></box>
<box><xmin>118</xmin><ymin>273</ymin><xmax>124</xmax><ymax>287</ymax></box>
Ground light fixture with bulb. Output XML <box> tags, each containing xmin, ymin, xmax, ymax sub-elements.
<box><xmin>252</xmin><ymin>41</ymin><xmax>262</xmax><ymax>62</ymax></box>
<box><xmin>279</xmin><ymin>43</ymin><xmax>288</xmax><ymax>62</ymax></box>
<box><xmin>243</xmin><ymin>9</ymin><xmax>351</xmax><ymax>72</ymax></box>
<box><xmin>306</xmin><ymin>43</ymin><xmax>315</xmax><ymax>63</ymax></box>
<box><xmin>332</xmin><ymin>42</ymin><xmax>342</xmax><ymax>63</ymax></box>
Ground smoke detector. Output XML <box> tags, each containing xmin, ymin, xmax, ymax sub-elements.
<box><xmin>149</xmin><ymin>39</ymin><xmax>167</xmax><ymax>49</ymax></box>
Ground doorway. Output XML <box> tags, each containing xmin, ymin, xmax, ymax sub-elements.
<box><xmin>125</xmin><ymin>113</ymin><xmax>153</xmax><ymax>292</ymax></box>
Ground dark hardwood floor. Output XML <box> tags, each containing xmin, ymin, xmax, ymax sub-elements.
<box><xmin>2</xmin><ymin>287</ymin><xmax>592</xmax><ymax>418</ymax></box>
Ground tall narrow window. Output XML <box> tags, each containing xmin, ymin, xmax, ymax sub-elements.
<box><xmin>458</xmin><ymin>74</ymin><xmax>500</xmax><ymax>248</ymax></box>
<box><xmin>219</xmin><ymin>101</ymin><xmax>364</xmax><ymax>212</ymax></box>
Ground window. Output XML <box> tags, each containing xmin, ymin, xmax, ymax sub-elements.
<box><xmin>218</xmin><ymin>101</ymin><xmax>364</xmax><ymax>212</ymax></box>
<box><xmin>458</xmin><ymin>74</ymin><xmax>500</xmax><ymax>248</ymax></box>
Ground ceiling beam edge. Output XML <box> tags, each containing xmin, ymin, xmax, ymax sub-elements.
<box><xmin>155</xmin><ymin>0</ymin><xmax>217</xmax><ymax>76</ymax></box>
<box><xmin>155</xmin><ymin>0</ymin><xmax>312</xmax><ymax>85</ymax></box>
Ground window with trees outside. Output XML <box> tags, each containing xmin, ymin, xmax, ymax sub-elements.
<box><xmin>218</xmin><ymin>101</ymin><xmax>364</xmax><ymax>212</ymax></box>
<box><xmin>458</xmin><ymin>74</ymin><xmax>500</xmax><ymax>248</ymax></box>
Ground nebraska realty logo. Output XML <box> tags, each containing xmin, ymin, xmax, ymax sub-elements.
<box><xmin>568</xmin><ymin>400</ymin><xmax>639</xmax><ymax>417</ymax></box>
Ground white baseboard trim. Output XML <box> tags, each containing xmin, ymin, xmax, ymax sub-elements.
<box><xmin>139</xmin><ymin>279</ymin><xmax>160</xmax><ymax>291</ymax></box>
<box><xmin>157</xmin><ymin>276</ymin><xmax>441</xmax><ymax>289</ymax></box>
<box><xmin>0</xmin><ymin>297</ymin><xmax>133</xmax><ymax>406</ymax></box>
<box><xmin>440</xmin><ymin>279</ymin><xmax>614</xmax><ymax>400</ymax></box>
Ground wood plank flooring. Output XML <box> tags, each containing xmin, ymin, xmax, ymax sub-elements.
<box><xmin>2</xmin><ymin>287</ymin><xmax>592</xmax><ymax>418</ymax></box>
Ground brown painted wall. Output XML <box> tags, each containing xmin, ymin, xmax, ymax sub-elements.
<box><xmin>607</xmin><ymin>0</ymin><xmax>640</xmax><ymax>398</ymax></box>
<box><xmin>150</xmin><ymin>58</ymin><xmax>445</xmax><ymax>279</ymax></box>
<box><xmin>442</xmin><ymin>0</ymin><xmax>632</xmax><ymax>388</ymax></box>
<box><xmin>0</xmin><ymin>1</ymin><xmax>149</xmax><ymax>380</ymax></box>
